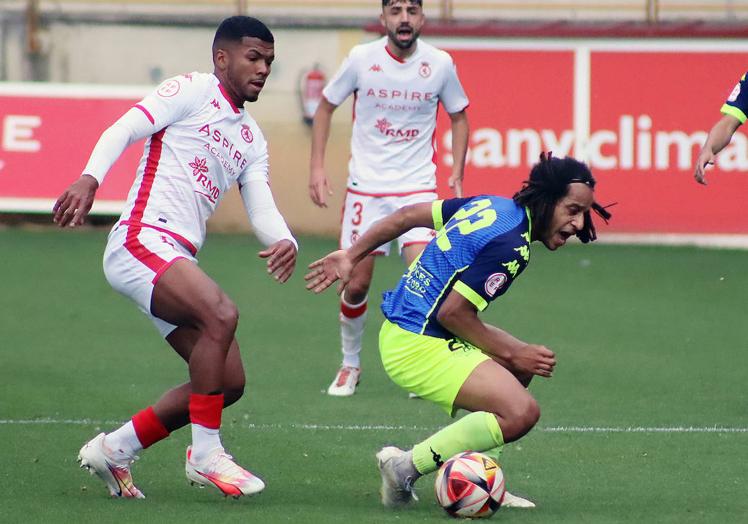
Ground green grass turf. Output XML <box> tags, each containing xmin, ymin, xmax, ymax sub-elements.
<box><xmin>1</xmin><ymin>227</ymin><xmax>746</xmax><ymax>523</ymax></box>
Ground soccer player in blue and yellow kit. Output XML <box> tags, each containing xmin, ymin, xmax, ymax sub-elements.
<box><xmin>306</xmin><ymin>153</ymin><xmax>611</xmax><ymax>509</ymax></box>
<box><xmin>694</xmin><ymin>71</ymin><xmax>748</xmax><ymax>185</ymax></box>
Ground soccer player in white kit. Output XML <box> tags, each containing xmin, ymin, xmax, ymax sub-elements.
<box><xmin>309</xmin><ymin>0</ymin><xmax>469</xmax><ymax>398</ymax></box>
<box><xmin>53</xmin><ymin>17</ymin><xmax>297</xmax><ymax>499</ymax></box>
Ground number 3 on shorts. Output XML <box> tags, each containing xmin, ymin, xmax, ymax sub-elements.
<box><xmin>436</xmin><ymin>198</ymin><xmax>497</xmax><ymax>252</ymax></box>
<box><xmin>351</xmin><ymin>201</ymin><xmax>363</xmax><ymax>226</ymax></box>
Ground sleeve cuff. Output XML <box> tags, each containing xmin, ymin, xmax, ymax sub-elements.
<box><xmin>721</xmin><ymin>103</ymin><xmax>747</xmax><ymax>124</ymax></box>
<box><xmin>432</xmin><ymin>200</ymin><xmax>444</xmax><ymax>230</ymax></box>
<box><xmin>453</xmin><ymin>281</ymin><xmax>488</xmax><ymax>311</ymax></box>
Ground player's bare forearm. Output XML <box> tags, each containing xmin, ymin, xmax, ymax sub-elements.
<box><xmin>347</xmin><ymin>203</ymin><xmax>434</xmax><ymax>265</ymax></box>
<box><xmin>309</xmin><ymin>98</ymin><xmax>337</xmax><ymax>206</ymax></box>
<box><xmin>694</xmin><ymin>115</ymin><xmax>741</xmax><ymax>184</ymax></box>
<box><xmin>437</xmin><ymin>291</ymin><xmax>556</xmax><ymax>377</ymax></box>
<box><xmin>304</xmin><ymin>203</ymin><xmax>434</xmax><ymax>294</ymax></box>
<box><xmin>448</xmin><ymin>109</ymin><xmax>469</xmax><ymax>197</ymax></box>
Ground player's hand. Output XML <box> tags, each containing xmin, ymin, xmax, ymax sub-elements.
<box><xmin>511</xmin><ymin>343</ymin><xmax>556</xmax><ymax>378</ymax></box>
<box><xmin>448</xmin><ymin>171</ymin><xmax>464</xmax><ymax>197</ymax></box>
<box><xmin>304</xmin><ymin>250</ymin><xmax>353</xmax><ymax>294</ymax></box>
<box><xmin>53</xmin><ymin>175</ymin><xmax>99</xmax><ymax>227</ymax></box>
<box><xmin>259</xmin><ymin>239</ymin><xmax>297</xmax><ymax>283</ymax></box>
<box><xmin>694</xmin><ymin>149</ymin><xmax>714</xmax><ymax>185</ymax></box>
<box><xmin>309</xmin><ymin>167</ymin><xmax>333</xmax><ymax>208</ymax></box>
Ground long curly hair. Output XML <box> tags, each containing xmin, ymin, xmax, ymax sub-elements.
<box><xmin>513</xmin><ymin>152</ymin><xmax>612</xmax><ymax>243</ymax></box>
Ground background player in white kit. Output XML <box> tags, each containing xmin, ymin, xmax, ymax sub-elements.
<box><xmin>309</xmin><ymin>0</ymin><xmax>469</xmax><ymax>397</ymax></box>
<box><xmin>53</xmin><ymin>17</ymin><xmax>297</xmax><ymax>499</ymax></box>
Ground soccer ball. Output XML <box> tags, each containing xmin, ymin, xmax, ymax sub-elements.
<box><xmin>434</xmin><ymin>451</ymin><xmax>506</xmax><ymax>518</ymax></box>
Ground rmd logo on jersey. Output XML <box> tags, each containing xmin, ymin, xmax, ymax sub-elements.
<box><xmin>375</xmin><ymin>117</ymin><xmax>419</xmax><ymax>143</ymax></box>
<box><xmin>198</xmin><ymin>124</ymin><xmax>249</xmax><ymax>174</ymax></box>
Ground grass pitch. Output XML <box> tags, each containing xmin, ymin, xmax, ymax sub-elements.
<box><xmin>1</xmin><ymin>227</ymin><xmax>746</xmax><ymax>523</ymax></box>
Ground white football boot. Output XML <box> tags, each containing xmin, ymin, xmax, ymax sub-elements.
<box><xmin>78</xmin><ymin>432</ymin><xmax>145</xmax><ymax>499</ymax></box>
<box><xmin>185</xmin><ymin>447</ymin><xmax>265</xmax><ymax>498</ymax></box>
<box><xmin>501</xmin><ymin>490</ymin><xmax>536</xmax><ymax>508</ymax></box>
<box><xmin>327</xmin><ymin>366</ymin><xmax>361</xmax><ymax>396</ymax></box>
<box><xmin>376</xmin><ymin>446</ymin><xmax>419</xmax><ymax>508</ymax></box>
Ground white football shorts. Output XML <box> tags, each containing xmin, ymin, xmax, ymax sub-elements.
<box><xmin>103</xmin><ymin>221</ymin><xmax>197</xmax><ymax>338</ymax></box>
<box><xmin>340</xmin><ymin>190</ymin><xmax>437</xmax><ymax>255</ymax></box>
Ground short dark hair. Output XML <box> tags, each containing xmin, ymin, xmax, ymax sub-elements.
<box><xmin>382</xmin><ymin>0</ymin><xmax>423</xmax><ymax>6</ymax></box>
<box><xmin>513</xmin><ymin>152</ymin><xmax>612</xmax><ymax>243</ymax></box>
<box><xmin>213</xmin><ymin>16</ymin><xmax>274</xmax><ymax>48</ymax></box>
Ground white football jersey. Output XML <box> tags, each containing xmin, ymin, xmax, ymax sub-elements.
<box><xmin>119</xmin><ymin>72</ymin><xmax>269</xmax><ymax>251</ymax></box>
<box><xmin>323</xmin><ymin>37</ymin><xmax>468</xmax><ymax>195</ymax></box>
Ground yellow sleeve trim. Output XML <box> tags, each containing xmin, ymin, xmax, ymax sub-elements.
<box><xmin>432</xmin><ymin>200</ymin><xmax>445</xmax><ymax>230</ymax></box>
<box><xmin>721</xmin><ymin>104</ymin><xmax>747</xmax><ymax>124</ymax></box>
<box><xmin>454</xmin><ymin>281</ymin><xmax>488</xmax><ymax>311</ymax></box>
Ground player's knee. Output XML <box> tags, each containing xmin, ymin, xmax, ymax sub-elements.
<box><xmin>500</xmin><ymin>396</ymin><xmax>540</xmax><ymax>441</ymax></box>
<box><xmin>206</xmin><ymin>296</ymin><xmax>239</xmax><ymax>339</ymax></box>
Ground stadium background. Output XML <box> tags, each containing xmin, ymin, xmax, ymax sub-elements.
<box><xmin>1</xmin><ymin>1</ymin><xmax>748</xmax><ymax>241</ymax></box>
<box><xmin>1</xmin><ymin>2</ymin><xmax>747</xmax><ymax>522</ymax></box>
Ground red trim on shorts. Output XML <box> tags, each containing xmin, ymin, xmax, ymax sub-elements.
<box><xmin>218</xmin><ymin>83</ymin><xmax>241</xmax><ymax>113</ymax></box>
<box><xmin>120</xmin><ymin>220</ymin><xmax>197</xmax><ymax>256</ymax></box>
<box><xmin>189</xmin><ymin>393</ymin><xmax>224</xmax><ymax>429</ymax></box>
<box><xmin>152</xmin><ymin>256</ymin><xmax>186</xmax><ymax>284</ymax></box>
<box><xmin>134</xmin><ymin>104</ymin><xmax>155</xmax><ymax>125</ymax></box>
<box><xmin>125</xmin><ymin>225</ymin><xmax>169</xmax><ymax>274</ymax></box>
<box><xmin>346</xmin><ymin>187</ymin><xmax>437</xmax><ymax>198</ymax></box>
<box><xmin>341</xmin><ymin>300</ymin><xmax>367</xmax><ymax>319</ymax></box>
<box><xmin>384</xmin><ymin>45</ymin><xmax>406</xmax><ymax>63</ymax></box>
<box><xmin>132</xmin><ymin>406</ymin><xmax>170</xmax><ymax>449</ymax></box>
<box><xmin>402</xmin><ymin>241</ymin><xmax>430</xmax><ymax>248</ymax></box>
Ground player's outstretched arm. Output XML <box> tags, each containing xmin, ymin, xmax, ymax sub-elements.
<box><xmin>694</xmin><ymin>114</ymin><xmax>741</xmax><ymax>185</ymax></box>
<box><xmin>447</xmin><ymin>109</ymin><xmax>469</xmax><ymax>197</ymax></box>
<box><xmin>53</xmin><ymin>174</ymin><xmax>99</xmax><ymax>227</ymax></box>
<box><xmin>437</xmin><ymin>291</ymin><xmax>556</xmax><ymax>378</ymax></box>
<box><xmin>305</xmin><ymin>202</ymin><xmax>434</xmax><ymax>294</ymax></box>
<box><xmin>309</xmin><ymin>98</ymin><xmax>338</xmax><ymax>207</ymax></box>
<box><xmin>241</xmin><ymin>179</ymin><xmax>298</xmax><ymax>283</ymax></box>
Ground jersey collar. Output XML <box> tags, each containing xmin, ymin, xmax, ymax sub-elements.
<box><xmin>217</xmin><ymin>82</ymin><xmax>242</xmax><ymax>114</ymax></box>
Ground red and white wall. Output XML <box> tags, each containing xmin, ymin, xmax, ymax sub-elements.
<box><xmin>1</xmin><ymin>38</ymin><xmax>747</xmax><ymax>237</ymax></box>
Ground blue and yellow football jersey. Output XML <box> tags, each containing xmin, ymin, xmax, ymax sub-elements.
<box><xmin>722</xmin><ymin>72</ymin><xmax>748</xmax><ymax>124</ymax></box>
<box><xmin>381</xmin><ymin>195</ymin><xmax>532</xmax><ymax>339</ymax></box>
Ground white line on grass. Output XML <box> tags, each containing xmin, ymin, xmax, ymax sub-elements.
<box><xmin>0</xmin><ymin>419</ymin><xmax>747</xmax><ymax>433</ymax></box>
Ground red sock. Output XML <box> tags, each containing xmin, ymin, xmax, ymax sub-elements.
<box><xmin>131</xmin><ymin>406</ymin><xmax>170</xmax><ymax>449</ymax></box>
<box><xmin>189</xmin><ymin>393</ymin><xmax>224</xmax><ymax>429</ymax></box>
<box><xmin>341</xmin><ymin>299</ymin><xmax>367</xmax><ymax>319</ymax></box>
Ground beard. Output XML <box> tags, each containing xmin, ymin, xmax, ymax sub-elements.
<box><xmin>387</xmin><ymin>27</ymin><xmax>420</xmax><ymax>50</ymax></box>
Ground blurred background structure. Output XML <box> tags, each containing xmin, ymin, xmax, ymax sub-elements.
<box><xmin>1</xmin><ymin>1</ymin><xmax>747</xmax><ymax>243</ymax></box>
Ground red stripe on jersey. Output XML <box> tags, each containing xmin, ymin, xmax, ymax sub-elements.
<box><xmin>134</xmin><ymin>104</ymin><xmax>155</xmax><ymax>125</ymax></box>
<box><xmin>129</xmin><ymin>129</ymin><xmax>165</xmax><ymax>223</ymax></box>
<box><xmin>346</xmin><ymin>188</ymin><xmax>437</xmax><ymax>198</ymax></box>
<box><xmin>384</xmin><ymin>45</ymin><xmax>406</xmax><ymax>64</ymax></box>
<box><xmin>218</xmin><ymin>83</ymin><xmax>241</xmax><ymax>113</ymax></box>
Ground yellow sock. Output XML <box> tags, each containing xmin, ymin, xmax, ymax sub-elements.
<box><xmin>412</xmin><ymin>411</ymin><xmax>504</xmax><ymax>475</ymax></box>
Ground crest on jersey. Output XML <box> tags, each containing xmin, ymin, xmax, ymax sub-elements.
<box><xmin>419</xmin><ymin>62</ymin><xmax>431</xmax><ymax>78</ymax></box>
<box><xmin>157</xmin><ymin>79</ymin><xmax>180</xmax><ymax>98</ymax></box>
<box><xmin>728</xmin><ymin>82</ymin><xmax>741</xmax><ymax>102</ymax></box>
<box><xmin>484</xmin><ymin>273</ymin><xmax>507</xmax><ymax>297</ymax></box>
<box><xmin>241</xmin><ymin>124</ymin><xmax>254</xmax><ymax>143</ymax></box>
